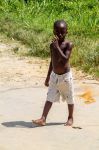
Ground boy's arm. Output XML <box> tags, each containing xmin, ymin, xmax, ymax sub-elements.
<box><xmin>45</xmin><ymin>61</ymin><xmax>52</xmax><ymax>87</ymax></box>
<box><xmin>45</xmin><ymin>46</ymin><xmax>53</xmax><ymax>87</ymax></box>
<box><xmin>57</xmin><ymin>42</ymin><xmax>73</xmax><ymax>61</ymax></box>
<box><xmin>53</xmin><ymin>38</ymin><xmax>73</xmax><ymax>61</ymax></box>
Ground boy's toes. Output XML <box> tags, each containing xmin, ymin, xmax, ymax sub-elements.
<box><xmin>32</xmin><ymin>119</ymin><xmax>46</xmax><ymax>126</ymax></box>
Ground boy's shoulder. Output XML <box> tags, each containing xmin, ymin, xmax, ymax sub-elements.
<box><xmin>50</xmin><ymin>42</ymin><xmax>53</xmax><ymax>47</ymax></box>
<box><xmin>64</xmin><ymin>40</ymin><xmax>73</xmax><ymax>51</ymax></box>
<box><xmin>64</xmin><ymin>40</ymin><xmax>73</xmax><ymax>48</ymax></box>
<box><xmin>50</xmin><ymin>42</ymin><xmax>54</xmax><ymax>50</ymax></box>
<box><xmin>50</xmin><ymin>40</ymin><xmax>73</xmax><ymax>50</ymax></box>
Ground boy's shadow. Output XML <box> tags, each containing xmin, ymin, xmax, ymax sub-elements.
<box><xmin>1</xmin><ymin>121</ymin><xmax>64</xmax><ymax>128</ymax></box>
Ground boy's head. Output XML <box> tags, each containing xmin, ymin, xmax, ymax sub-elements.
<box><xmin>53</xmin><ymin>20</ymin><xmax>67</xmax><ymax>41</ymax></box>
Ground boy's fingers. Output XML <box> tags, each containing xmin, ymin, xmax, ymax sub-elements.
<box><xmin>52</xmin><ymin>38</ymin><xmax>56</xmax><ymax>41</ymax></box>
<box><xmin>55</xmin><ymin>35</ymin><xmax>59</xmax><ymax>39</ymax></box>
<box><xmin>44</xmin><ymin>81</ymin><xmax>49</xmax><ymax>87</ymax></box>
<box><xmin>55</xmin><ymin>35</ymin><xmax>59</xmax><ymax>40</ymax></box>
<box><xmin>52</xmin><ymin>36</ymin><xmax>58</xmax><ymax>41</ymax></box>
<box><xmin>52</xmin><ymin>38</ymin><xmax>58</xmax><ymax>43</ymax></box>
<box><xmin>45</xmin><ymin>84</ymin><xmax>49</xmax><ymax>87</ymax></box>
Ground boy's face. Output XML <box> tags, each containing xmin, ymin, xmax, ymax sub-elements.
<box><xmin>53</xmin><ymin>23</ymin><xmax>67</xmax><ymax>41</ymax></box>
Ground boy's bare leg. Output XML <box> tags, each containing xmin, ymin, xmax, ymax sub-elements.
<box><xmin>32</xmin><ymin>101</ymin><xmax>52</xmax><ymax>126</ymax></box>
<box><xmin>65</xmin><ymin>104</ymin><xmax>74</xmax><ymax>126</ymax></box>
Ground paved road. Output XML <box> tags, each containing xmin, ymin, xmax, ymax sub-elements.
<box><xmin>0</xmin><ymin>82</ymin><xmax>99</xmax><ymax>150</ymax></box>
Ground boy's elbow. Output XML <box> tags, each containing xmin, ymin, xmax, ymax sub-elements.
<box><xmin>69</xmin><ymin>42</ymin><xmax>74</xmax><ymax>50</ymax></box>
<box><xmin>62</xmin><ymin>56</ymin><xmax>68</xmax><ymax>62</ymax></box>
<box><xmin>67</xmin><ymin>42</ymin><xmax>74</xmax><ymax>50</ymax></box>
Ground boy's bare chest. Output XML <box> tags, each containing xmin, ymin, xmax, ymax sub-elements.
<box><xmin>59</xmin><ymin>43</ymin><xmax>66</xmax><ymax>50</ymax></box>
<box><xmin>52</xmin><ymin>43</ymin><xmax>67</xmax><ymax>55</ymax></box>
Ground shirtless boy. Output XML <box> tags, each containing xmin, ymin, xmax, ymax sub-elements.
<box><xmin>33</xmin><ymin>20</ymin><xmax>74</xmax><ymax>126</ymax></box>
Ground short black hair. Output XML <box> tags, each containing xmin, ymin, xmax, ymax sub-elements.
<box><xmin>54</xmin><ymin>20</ymin><xmax>67</xmax><ymax>29</ymax></box>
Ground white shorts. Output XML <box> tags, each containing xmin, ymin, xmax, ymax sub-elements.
<box><xmin>46</xmin><ymin>71</ymin><xmax>74</xmax><ymax>104</ymax></box>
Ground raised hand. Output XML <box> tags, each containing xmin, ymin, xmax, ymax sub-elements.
<box><xmin>52</xmin><ymin>36</ymin><xmax>59</xmax><ymax>49</ymax></box>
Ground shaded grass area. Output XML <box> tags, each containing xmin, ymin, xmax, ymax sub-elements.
<box><xmin>71</xmin><ymin>36</ymin><xmax>99</xmax><ymax>77</ymax></box>
<box><xmin>0</xmin><ymin>0</ymin><xmax>99</xmax><ymax>77</ymax></box>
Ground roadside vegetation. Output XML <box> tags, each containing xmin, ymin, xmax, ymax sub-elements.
<box><xmin>0</xmin><ymin>0</ymin><xmax>98</xmax><ymax>77</ymax></box>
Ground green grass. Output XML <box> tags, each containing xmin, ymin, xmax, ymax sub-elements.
<box><xmin>0</xmin><ymin>0</ymin><xmax>99</xmax><ymax>77</ymax></box>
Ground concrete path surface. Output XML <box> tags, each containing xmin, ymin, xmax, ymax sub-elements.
<box><xmin>0</xmin><ymin>82</ymin><xmax>99</xmax><ymax>150</ymax></box>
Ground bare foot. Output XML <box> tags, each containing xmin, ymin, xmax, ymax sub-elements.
<box><xmin>32</xmin><ymin>117</ymin><xmax>46</xmax><ymax>126</ymax></box>
<box><xmin>64</xmin><ymin>117</ymin><xmax>73</xmax><ymax>126</ymax></box>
